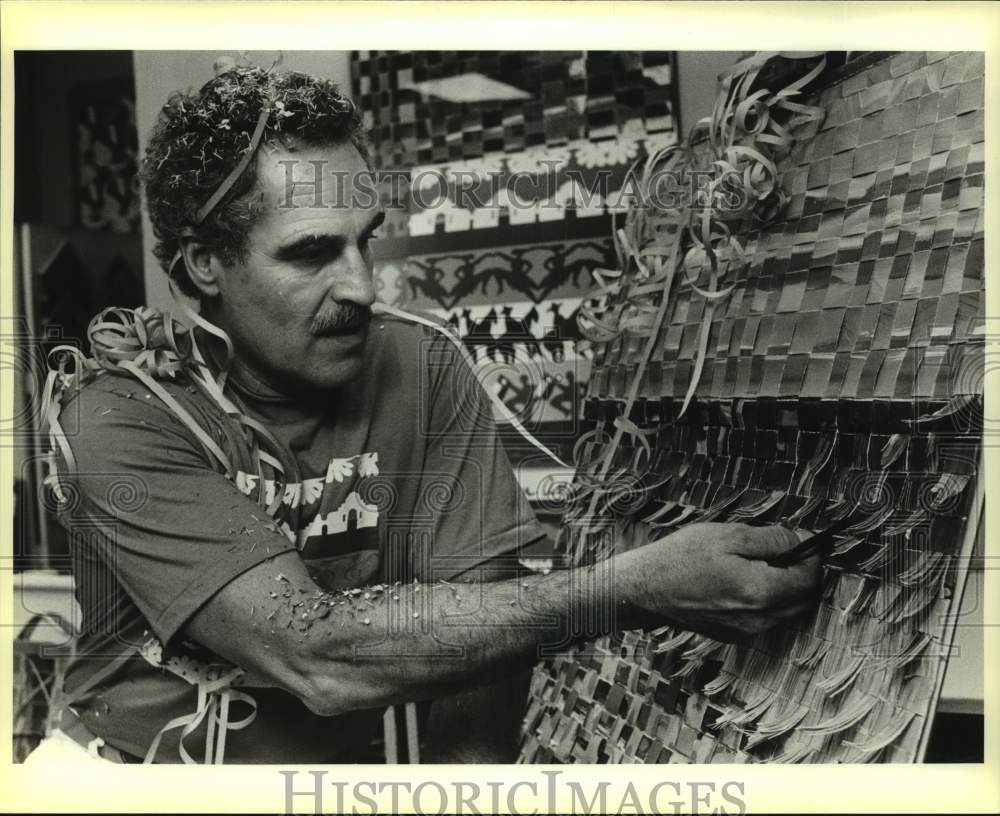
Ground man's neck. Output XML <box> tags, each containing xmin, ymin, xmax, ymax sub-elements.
<box><xmin>198</xmin><ymin>331</ymin><xmax>333</xmax><ymax>423</ymax></box>
<box><xmin>194</xmin><ymin>304</ymin><xmax>294</xmax><ymax>400</ymax></box>
<box><xmin>228</xmin><ymin>353</ymin><xmax>292</xmax><ymax>402</ymax></box>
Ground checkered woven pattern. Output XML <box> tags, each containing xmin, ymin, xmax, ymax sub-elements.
<box><xmin>519</xmin><ymin>51</ymin><xmax>984</xmax><ymax>765</ymax></box>
<box><xmin>352</xmin><ymin>51</ymin><xmax>677</xmax><ymax>170</ymax></box>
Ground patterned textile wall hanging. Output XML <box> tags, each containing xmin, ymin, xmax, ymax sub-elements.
<box><xmin>518</xmin><ymin>51</ymin><xmax>984</xmax><ymax>764</ymax></box>
<box><xmin>70</xmin><ymin>78</ymin><xmax>141</xmax><ymax>233</ymax></box>
<box><xmin>354</xmin><ymin>52</ymin><xmax>681</xmax><ymax>446</ymax></box>
<box><xmin>14</xmin><ymin>224</ymin><xmax>145</xmax><ymax>569</ymax></box>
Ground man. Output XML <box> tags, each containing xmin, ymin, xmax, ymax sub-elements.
<box><xmin>29</xmin><ymin>67</ymin><xmax>818</xmax><ymax>765</ymax></box>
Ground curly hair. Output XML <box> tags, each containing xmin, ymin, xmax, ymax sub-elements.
<box><xmin>141</xmin><ymin>66</ymin><xmax>371</xmax><ymax>297</ymax></box>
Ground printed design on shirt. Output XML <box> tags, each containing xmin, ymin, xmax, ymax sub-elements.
<box><xmin>300</xmin><ymin>490</ymin><xmax>379</xmax><ymax>540</ymax></box>
<box><xmin>234</xmin><ymin>451</ymin><xmax>382</xmax><ymax>547</ymax></box>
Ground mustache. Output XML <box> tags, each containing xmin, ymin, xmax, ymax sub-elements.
<box><xmin>310</xmin><ymin>302</ymin><xmax>372</xmax><ymax>336</ymax></box>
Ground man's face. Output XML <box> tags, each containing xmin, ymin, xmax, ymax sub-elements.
<box><xmin>208</xmin><ymin>142</ymin><xmax>384</xmax><ymax>396</ymax></box>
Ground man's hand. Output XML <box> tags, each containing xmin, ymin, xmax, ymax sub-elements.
<box><xmin>616</xmin><ymin>522</ymin><xmax>820</xmax><ymax>642</ymax></box>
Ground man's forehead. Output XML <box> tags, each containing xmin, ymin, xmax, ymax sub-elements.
<box><xmin>256</xmin><ymin>142</ymin><xmax>375</xmax><ymax>212</ymax></box>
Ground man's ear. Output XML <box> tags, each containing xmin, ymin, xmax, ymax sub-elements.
<box><xmin>178</xmin><ymin>237</ymin><xmax>225</xmax><ymax>298</ymax></box>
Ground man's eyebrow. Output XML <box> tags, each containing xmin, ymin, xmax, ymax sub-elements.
<box><xmin>273</xmin><ymin>233</ymin><xmax>345</xmax><ymax>261</ymax></box>
<box><xmin>273</xmin><ymin>212</ymin><xmax>386</xmax><ymax>261</ymax></box>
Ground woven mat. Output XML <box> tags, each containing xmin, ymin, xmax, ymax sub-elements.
<box><xmin>519</xmin><ymin>51</ymin><xmax>984</xmax><ymax>765</ymax></box>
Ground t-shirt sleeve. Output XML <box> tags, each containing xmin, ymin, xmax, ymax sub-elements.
<box><xmin>55</xmin><ymin>378</ymin><xmax>298</xmax><ymax>645</ymax></box>
<box><xmin>410</xmin><ymin>332</ymin><xmax>550</xmax><ymax>582</ymax></box>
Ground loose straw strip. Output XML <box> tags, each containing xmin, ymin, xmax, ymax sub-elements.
<box><xmin>372</xmin><ymin>302</ymin><xmax>571</xmax><ymax>469</ymax></box>
<box><xmin>195</xmin><ymin>104</ymin><xmax>271</xmax><ymax>224</ymax></box>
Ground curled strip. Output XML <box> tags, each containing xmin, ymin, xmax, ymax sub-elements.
<box><xmin>903</xmin><ymin>394</ymin><xmax>978</xmax><ymax>426</ymax></box>
<box><xmin>702</xmin><ymin>643</ymin><xmax>740</xmax><ymax>696</ymax></box>
<box><xmin>771</xmin><ymin>740</ymin><xmax>817</xmax><ymax>764</ymax></box>
<box><xmin>744</xmin><ymin>704</ymin><xmax>810</xmax><ymax>750</ymax></box>
<box><xmin>143</xmin><ymin>673</ymin><xmax>257</xmax><ymax>764</ymax></box>
<box><xmin>843</xmin><ymin>710</ymin><xmax>916</xmax><ymax>756</ymax></box>
<box><xmin>653</xmin><ymin>628</ymin><xmax>696</xmax><ymax>654</ymax></box>
<box><xmin>816</xmin><ymin>654</ymin><xmax>866</xmax><ymax>696</ymax></box>
<box><xmin>880</xmin><ymin>433</ymin><xmax>909</xmax><ymax>469</ymax></box>
<box><xmin>40</xmin><ymin>300</ymin><xmax>302</xmax><ymax>528</ymax></box>
<box><xmin>798</xmin><ymin>693</ymin><xmax>879</xmax><ymax>736</ymax></box>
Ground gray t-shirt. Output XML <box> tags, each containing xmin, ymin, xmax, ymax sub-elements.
<box><xmin>55</xmin><ymin>315</ymin><xmax>546</xmax><ymax>762</ymax></box>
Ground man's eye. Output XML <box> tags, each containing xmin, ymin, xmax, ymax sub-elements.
<box><xmin>299</xmin><ymin>248</ymin><xmax>334</xmax><ymax>264</ymax></box>
<box><xmin>290</xmin><ymin>246</ymin><xmax>341</xmax><ymax>269</ymax></box>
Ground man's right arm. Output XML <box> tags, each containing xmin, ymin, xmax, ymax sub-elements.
<box><xmin>184</xmin><ymin>522</ymin><xmax>819</xmax><ymax>717</ymax></box>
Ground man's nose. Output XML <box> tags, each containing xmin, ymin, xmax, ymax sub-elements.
<box><xmin>330</xmin><ymin>248</ymin><xmax>376</xmax><ymax>307</ymax></box>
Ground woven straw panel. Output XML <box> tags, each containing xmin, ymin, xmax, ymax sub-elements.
<box><xmin>518</xmin><ymin>51</ymin><xmax>984</xmax><ymax>765</ymax></box>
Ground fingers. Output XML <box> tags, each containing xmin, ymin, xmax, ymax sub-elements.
<box><xmin>730</xmin><ymin>523</ymin><xmax>802</xmax><ymax>560</ymax></box>
<box><xmin>675</xmin><ymin>617</ymin><xmax>762</xmax><ymax>645</ymax></box>
<box><xmin>758</xmin><ymin>551</ymin><xmax>823</xmax><ymax>609</ymax></box>
<box><xmin>784</xmin><ymin>552</ymin><xmax>823</xmax><ymax>594</ymax></box>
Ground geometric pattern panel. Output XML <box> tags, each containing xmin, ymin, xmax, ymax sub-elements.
<box><xmin>353</xmin><ymin>50</ymin><xmax>678</xmax><ymax>170</ymax></box>
<box><xmin>70</xmin><ymin>77</ymin><xmax>141</xmax><ymax>233</ymax></box>
<box><xmin>359</xmin><ymin>51</ymin><xmax>681</xmax><ymax>435</ymax></box>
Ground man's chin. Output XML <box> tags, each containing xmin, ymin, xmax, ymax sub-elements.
<box><xmin>304</xmin><ymin>334</ymin><xmax>368</xmax><ymax>390</ymax></box>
